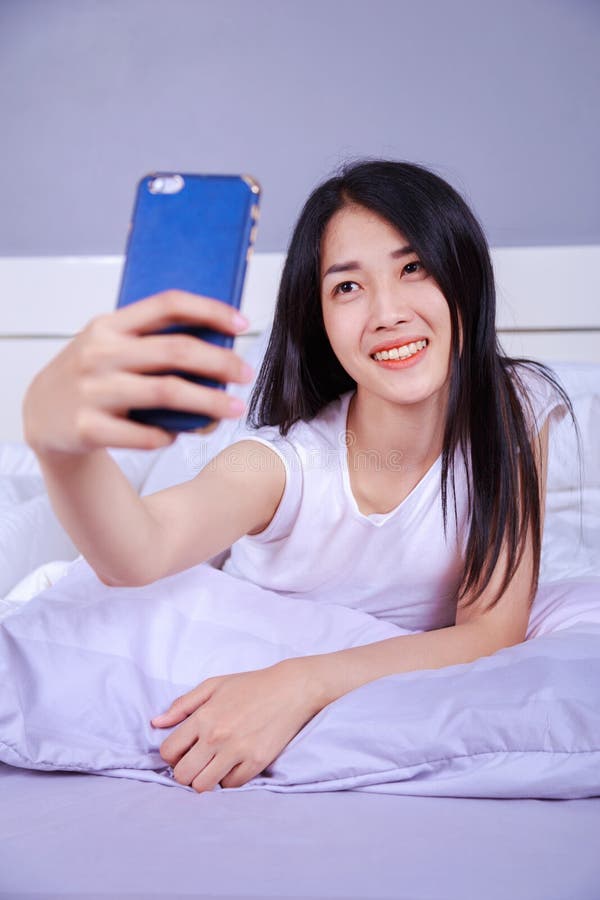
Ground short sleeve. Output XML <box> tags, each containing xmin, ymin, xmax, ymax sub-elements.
<box><xmin>511</xmin><ymin>363</ymin><xmax>570</xmax><ymax>437</ymax></box>
<box><xmin>229</xmin><ymin>423</ymin><xmax>303</xmax><ymax>544</ymax></box>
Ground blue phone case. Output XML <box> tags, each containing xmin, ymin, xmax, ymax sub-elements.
<box><xmin>115</xmin><ymin>172</ymin><xmax>260</xmax><ymax>432</ymax></box>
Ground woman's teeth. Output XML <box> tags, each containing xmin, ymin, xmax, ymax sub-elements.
<box><xmin>372</xmin><ymin>339</ymin><xmax>427</xmax><ymax>361</ymax></box>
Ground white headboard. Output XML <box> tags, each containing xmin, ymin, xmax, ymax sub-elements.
<box><xmin>0</xmin><ymin>247</ymin><xmax>598</xmax><ymax>442</ymax></box>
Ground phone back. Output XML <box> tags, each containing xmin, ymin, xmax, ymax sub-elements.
<box><xmin>116</xmin><ymin>172</ymin><xmax>260</xmax><ymax>432</ymax></box>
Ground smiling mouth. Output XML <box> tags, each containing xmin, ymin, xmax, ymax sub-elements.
<box><xmin>370</xmin><ymin>339</ymin><xmax>428</xmax><ymax>362</ymax></box>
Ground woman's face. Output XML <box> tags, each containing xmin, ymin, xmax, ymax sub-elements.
<box><xmin>320</xmin><ymin>203</ymin><xmax>453</xmax><ymax>410</ymax></box>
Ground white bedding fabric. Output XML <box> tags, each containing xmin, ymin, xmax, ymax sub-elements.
<box><xmin>1</xmin><ymin>554</ymin><xmax>599</xmax><ymax>798</ymax></box>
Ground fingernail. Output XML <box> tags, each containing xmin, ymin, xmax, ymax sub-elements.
<box><xmin>229</xmin><ymin>396</ymin><xmax>246</xmax><ymax>414</ymax></box>
<box><xmin>232</xmin><ymin>312</ymin><xmax>250</xmax><ymax>331</ymax></box>
<box><xmin>241</xmin><ymin>362</ymin><xmax>254</xmax><ymax>381</ymax></box>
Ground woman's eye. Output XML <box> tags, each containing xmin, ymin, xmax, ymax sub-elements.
<box><xmin>333</xmin><ymin>280</ymin><xmax>359</xmax><ymax>296</ymax></box>
<box><xmin>402</xmin><ymin>261</ymin><xmax>425</xmax><ymax>276</ymax></box>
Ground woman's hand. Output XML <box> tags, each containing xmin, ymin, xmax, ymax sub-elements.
<box><xmin>22</xmin><ymin>289</ymin><xmax>254</xmax><ymax>456</ymax></box>
<box><xmin>150</xmin><ymin>659</ymin><xmax>324</xmax><ymax>792</ymax></box>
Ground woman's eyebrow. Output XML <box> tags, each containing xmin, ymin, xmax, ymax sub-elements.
<box><xmin>322</xmin><ymin>245</ymin><xmax>415</xmax><ymax>279</ymax></box>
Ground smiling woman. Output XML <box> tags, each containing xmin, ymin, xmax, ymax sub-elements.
<box><xmin>12</xmin><ymin>158</ymin><xmax>582</xmax><ymax>797</ymax></box>
<box><xmin>244</xmin><ymin>159</ymin><xmax>577</xmax><ymax>623</ymax></box>
<box><xmin>320</xmin><ymin>204</ymin><xmax>453</xmax><ymax>439</ymax></box>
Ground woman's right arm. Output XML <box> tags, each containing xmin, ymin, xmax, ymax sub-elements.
<box><xmin>22</xmin><ymin>289</ymin><xmax>281</xmax><ymax>587</ymax></box>
<box><xmin>137</xmin><ymin>437</ymin><xmax>286</xmax><ymax>585</ymax></box>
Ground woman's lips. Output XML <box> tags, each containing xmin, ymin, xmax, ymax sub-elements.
<box><xmin>371</xmin><ymin>342</ymin><xmax>428</xmax><ymax>369</ymax></box>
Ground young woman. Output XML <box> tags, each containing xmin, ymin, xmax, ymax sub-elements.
<box><xmin>22</xmin><ymin>159</ymin><xmax>576</xmax><ymax>793</ymax></box>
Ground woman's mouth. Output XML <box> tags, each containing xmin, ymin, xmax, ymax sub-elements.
<box><xmin>370</xmin><ymin>338</ymin><xmax>428</xmax><ymax>368</ymax></box>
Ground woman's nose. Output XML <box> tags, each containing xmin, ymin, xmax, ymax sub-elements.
<box><xmin>369</xmin><ymin>287</ymin><xmax>413</xmax><ymax>330</ymax></box>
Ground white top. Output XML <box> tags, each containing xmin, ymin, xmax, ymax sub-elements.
<box><xmin>222</xmin><ymin>364</ymin><xmax>569</xmax><ymax>631</ymax></box>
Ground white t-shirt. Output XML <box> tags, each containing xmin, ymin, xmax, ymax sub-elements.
<box><xmin>221</xmin><ymin>364</ymin><xmax>569</xmax><ymax>632</ymax></box>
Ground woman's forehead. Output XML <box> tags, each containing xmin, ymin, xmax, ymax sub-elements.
<box><xmin>320</xmin><ymin>205</ymin><xmax>410</xmax><ymax>271</ymax></box>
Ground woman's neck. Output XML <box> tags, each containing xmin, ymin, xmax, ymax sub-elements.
<box><xmin>347</xmin><ymin>386</ymin><xmax>448</xmax><ymax>473</ymax></box>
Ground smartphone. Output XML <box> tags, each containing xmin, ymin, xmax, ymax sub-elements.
<box><xmin>115</xmin><ymin>172</ymin><xmax>260</xmax><ymax>432</ymax></box>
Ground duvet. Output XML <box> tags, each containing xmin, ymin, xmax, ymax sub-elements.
<box><xmin>0</xmin><ymin>554</ymin><xmax>599</xmax><ymax>799</ymax></box>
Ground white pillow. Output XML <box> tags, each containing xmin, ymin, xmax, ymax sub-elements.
<box><xmin>541</xmin><ymin>361</ymin><xmax>600</xmax><ymax>492</ymax></box>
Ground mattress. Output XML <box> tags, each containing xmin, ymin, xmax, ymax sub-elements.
<box><xmin>1</xmin><ymin>762</ymin><xmax>599</xmax><ymax>900</ymax></box>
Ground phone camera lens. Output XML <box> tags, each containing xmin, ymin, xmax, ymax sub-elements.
<box><xmin>148</xmin><ymin>175</ymin><xmax>184</xmax><ymax>195</ymax></box>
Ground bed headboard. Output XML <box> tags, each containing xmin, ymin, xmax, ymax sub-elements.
<box><xmin>0</xmin><ymin>247</ymin><xmax>598</xmax><ymax>442</ymax></box>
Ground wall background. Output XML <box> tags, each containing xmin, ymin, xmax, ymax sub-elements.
<box><xmin>0</xmin><ymin>0</ymin><xmax>598</xmax><ymax>256</ymax></box>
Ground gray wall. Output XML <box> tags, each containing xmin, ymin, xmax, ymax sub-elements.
<box><xmin>1</xmin><ymin>0</ymin><xmax>598</xmax><ymax>256</ymax></box>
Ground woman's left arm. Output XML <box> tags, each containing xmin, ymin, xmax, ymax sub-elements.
<box><xmin>298</xmin><ymin>418</ymin><xmax>551</xmax><ymax>709</ymax></box>
<box><xmin>153</xmin><ymin>422</ymin><xmax>549</xmax><ymax>791</ymax></box>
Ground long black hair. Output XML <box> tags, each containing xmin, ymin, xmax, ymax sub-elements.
<box><xmin>246</xmin><ymin>159</ymin><xmax>579</xmax><ymax>613</ymax></box>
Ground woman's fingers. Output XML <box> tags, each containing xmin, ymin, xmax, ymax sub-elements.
<box><xmin>22</xmin><ymin>289</ymin><xmax>253</xmax><ymax>456</ymax></box>
<box><xmin>110</xmin><ymin>289</ymin><xmax>249</xmax><ymax>337</ymax></box>
<box><xmin>108</xmin><ymin>332</ymin><xmax>255</xmax><ymax>385</ymax></box>
<box><xmin>71</xmin><ymin>409</ymin><xmax>177</xmax><ymax>451</ymax></box>
<box><xmin>84</xmin><ymin>371</ymin><xmax>247</xmax><ymax>420</ymax></box>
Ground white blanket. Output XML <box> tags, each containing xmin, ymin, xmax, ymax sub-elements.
<box><xmin>1</xmin><ymin>554</ymin><xmax>599</xmax><ymax>798</ymax></box>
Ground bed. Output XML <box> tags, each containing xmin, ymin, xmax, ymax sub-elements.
<box><xmin>0</xmin><ymin>248</ymin><xmax>599</xmax><ymax>900</ymax></box>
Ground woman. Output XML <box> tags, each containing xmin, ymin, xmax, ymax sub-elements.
<box><xmin>22</xmin><ymin>159</ymin><xmax>577</xmax><ymax>792</ymax></box>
